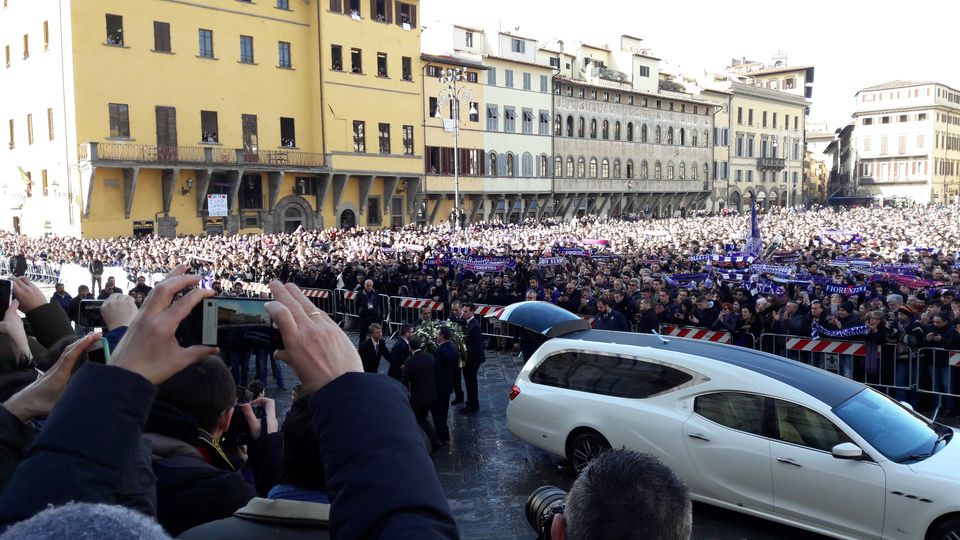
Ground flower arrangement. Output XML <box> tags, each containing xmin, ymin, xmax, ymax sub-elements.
<box><xmin>413</xmin><ymin>320</ymin><xmax>467</xmax><ymax>359</ymax></box>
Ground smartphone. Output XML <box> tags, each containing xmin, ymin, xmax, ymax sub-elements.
<box><xmin>177</xmin><ymin>297</ymin><xmax>282</xmax><ymax>349</ymax></box>
<box><xmin>70</xmin><ymin>337</ymin><xmax>112</xmax><ymax>375</ymax></box>
<box><xmin>0</xmin><ymin>279</ymin><xmax>11</xmax><ymax>315</ymax></box>
<box><xmin>78</xmin><ymin>300</ymin><xmax>106</xmax><ymax>328</ymax></box>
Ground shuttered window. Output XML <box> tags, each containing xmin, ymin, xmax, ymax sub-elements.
<box><xmin>153</xmin><ymin>21</ymin><xmax>171</xmax><ymax>52</ymax></box>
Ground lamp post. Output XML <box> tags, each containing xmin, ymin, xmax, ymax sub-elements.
<box><xmin>435</xmin><ymin>67</ymin><xmax>475</xmax><ymax>230</ymax></box>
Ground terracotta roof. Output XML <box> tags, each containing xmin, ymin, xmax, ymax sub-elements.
<box><xmin>483</xmin><ymin>54</ymin><xmax>553</xmax><ymax>70</ymax></box>
<box><xmin>742</xmin><ymin>65</ymin><xmax>812</xmax><ymax>77</ymax></box>
<box><xmin>420</xmin><ymin>53</ymin><xmax>488</xmax><ymax>70</ymax></box>
<box><xmin>858</xmin><ymin>80</ymin><xmax>937</xmax><ymax>93</ymax></box>
<box><xmin>454</xmin><ymin>24</ymin><xmax>485</xmax><ymax>33</ymax></box>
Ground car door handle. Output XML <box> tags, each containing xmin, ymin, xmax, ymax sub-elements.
<box><xmin>777</xmin><ymin>457</ymin><xmax>802</xmax><ymax>467</ymax></box>
<box><xmin>687</xmin><ymin>432</ymin><xmax>711</xmax><ymax>442</ymax></box>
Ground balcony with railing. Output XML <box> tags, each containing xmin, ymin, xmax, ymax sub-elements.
<box><xmin>79</xmin><ymin>142</ymin><xmax>325</xmax><ymax>169</ymax></box>
<box><xmin>555</xmin><ymin>177</ymin><xmax>709</xmax><ymax>193</ymax></box>
<box><xmin>757</xmin><ymin>157</ymin><xmax>786</xmax><ymax>171</ymax></box>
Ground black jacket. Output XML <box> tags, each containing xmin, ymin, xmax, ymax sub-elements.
<box><xmin>0</xmin><ymin>363</ymin><xmax>155</xmax><ymax>525</ymax></box>
<box><xmin>358</xmin><ymin>338</ymin><xmax>390</xmax><ymax>374</ymax></box>
<box><xmin>7</xmin><ymin>256</ymin><xmax>26</xmax><ymax>277</ymax></box>
<box><xmin>309</xmin><ymin>374</ymin><xmax>458</xmax><ymax>539</ymax></box>
<box><xmin>180</xmin><ymin>498</ymin><xmax>331</xmax><ymax>540</ymax></box>
<box><xmin>357</xmin><ymin>290</ymin><xmax>381</xmax><ymax>322</ymax></box>
<box><xmin>433</xmin><ymin>342</ymin><xmax>458</xmax><ymax>398</ymax></box>
<box><xmin>464</xmin><ymin>317</ymin><xmax>484</xmax><ymax>366</ymax></box>
<box><xmin>635</xmin><ymin>309</ymin><xmax>660</xmax><ymax>334</ymax></box>
<box><xmin>388</xmin><ymin>338</ymin><xmax>410</xmax><ymax>381</ymax></box>
<box><xmin>403</xmin><ymin>351</ymin><xmax>437</xmax><ymax>408</ymax></box>
<box><xmin>144</xmin><ymin>401</ymin><xmax>260</xmax><ymax>536</ymax></box>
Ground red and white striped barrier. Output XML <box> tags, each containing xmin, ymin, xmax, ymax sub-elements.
<box><xmin>398</xmin><ymin>297</ymin><xmax>443</xmax><ymax>311</ymax></box>
<box><xmin>342</xmin><ymin>291</ymin><xmax>358</xmax><ymax>300</ymax></box>
<box><xmin>301</xmin><ymin>288</ymin><xmax>330</xmax><ymax>299</ymax></box>
<box><xmin>660</xmin><ymin>325</ymin><xmax>732</xmax><ymax>343</ymax></box>
<box><xmin>475</xmin><ymin>305</ymin><xmax>506</xmax><ymax>318</ymax></box>
<box><xmin>950</xmin><ymin>352</ymin><xmax>960</xmax><ymax>367</ymax></box>
<box><xmin>785</xmin><ymin>337</ymin><xmax>866</xmax><ymax>356</ymax></box>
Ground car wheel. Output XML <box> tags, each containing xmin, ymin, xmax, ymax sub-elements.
<box><xmin>930</xmin><ymin>518</ymin><xmax>960</xmax><ymax>540</ymax></box>
<box><xmin>568</xmin><ymin>431</ymin><xmax>611</xmax><ymax>474</ymax></box>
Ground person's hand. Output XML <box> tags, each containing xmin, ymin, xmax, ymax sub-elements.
<box><xmin>253</xmin><ymin>397</ymin><xmax>279</xmax><ymax>434</ymax></box>
<box><xmin>265</xmin><ymin>281</ymin><xmax>362</xmax><ymax>394</ymax></box>
<box><xmin>3</xmin><ymin>332</ymin><xmax>101</xmax><ymax>422</ymax></box>
<box><xmin>772</xmin><ymin>310</ymin><xmax>781</xmax><ymax>321</ymax></box>
<box><xmin>689</xmin><ymin>316</ymin><xmax>699</xmax><ymax>324</ymax></box>
<box><xmin>0</xmin><ymin>300</ymin><xmax>31</xmax><ymax>362</ymax></box>
<box><xmin>101</xmin><ymin>293</ymin><xmax>138</xmax><ymax>330</ymax></box>
<box><xmin>10</xmin><ymin>277</ymin><xmax>47</xmax><ymax>313</ymax></box>
<box><xmin>110</xmin><ymin>265</ymin><xmax>218</xmax><ymax>384</ymax></box>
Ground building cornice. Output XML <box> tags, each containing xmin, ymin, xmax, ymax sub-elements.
<box><xmin>730</xmin><ymin>82</ymin><xmax>809</xmax><ymax>107</ymax></box>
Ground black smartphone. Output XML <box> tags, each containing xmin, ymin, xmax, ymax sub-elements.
<box><xmin>78</xmin><ymin>300</ymin><xmax>106</xmax><ymax>328</ymax></box>
<box><xmin>177</xmin><ymin>297</ymin><xmax>282</xmax><ymax>349</ymax></box>
<box><xmin>0</xmin><ymin>279</ymin><xmax>11</xmax><ymax>315</ymax></box>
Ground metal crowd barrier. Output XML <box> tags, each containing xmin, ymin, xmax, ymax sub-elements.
<box><xmin>656</xmin><ymin>324</ymin><xmax>756</xmax><ymax>349</ymax></box>
<box><xmin>301</xmin><ymin>288</ymin><xmax>335</xmax><ymax>317</ymax></box>
<box><xmin>26</xmin><ymin>261</ymin><xmax>60</xmax><ymax>284</ymax></box>
<box><xmin>914</xmin><ymin>347</ymin><xmax>960</xmax><ymax>417</ymax></box>
<box><xmin>384</xmin><ymin>296</ymin><xmax>448</xmax><ymax>336</ymax></box>
<box><xmin>335</xmin><ymin>289</ymin><xmax>361</xmax><ymax>330</ymax></box>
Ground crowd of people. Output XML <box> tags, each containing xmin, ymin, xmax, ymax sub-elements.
<box><xmin>0</xmin><ymin>204</ymin><xmax>959</xmax><ymax>536</ymax></box>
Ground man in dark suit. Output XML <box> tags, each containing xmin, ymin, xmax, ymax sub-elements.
<box><xmin>635</xmin><ymin>298</ymin><xmax>661</xmax><ymax>334</ymax></box>
<box><xmin>403</xmin><ymin>336</ymin><xmax>440</xmax><ymax>453</ymax></box>
<box><xmin>358</xmin><ymin>322</ymin><xmax>390</xmax><ymax>373</ymax></box>
<box><xmin>460</xmin><ymin>303</ymin><xmax>485</xmax><ymax>414</ymax></box>
<box><xmin>356</xmin><ymin>279</ymin><xmax>382</xmax><ymax>345</ymax></box>
<box><xmin>414</xmin><ymin>306</ymin><xmax>433</xmax><ymax>328</ymax></box>
<box><xmin>448</xmin><ymin>301</ymin><xmax>466</xmax><ymax>405</ymax></box>
<box><xmin>388</xmin><ymin>323</ymin><xmax>414</xmax><ymax>381</ymax></box>
<box><xmin>432</xmin><ymin>326</ymin><xmax>459</xmax><ymax>444</ymax></box>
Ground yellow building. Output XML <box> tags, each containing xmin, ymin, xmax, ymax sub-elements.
<box><xmin>0</xmin><ymin>0</ymin><xmax>422</xmax><ymax>238</ymax></box>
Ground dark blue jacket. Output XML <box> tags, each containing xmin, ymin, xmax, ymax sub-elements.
<box><xmin>594</xmin><ymin>309</ymin><xmax>629</xmax><ymax>332</ymax></box>
<box><xmin>463</xmin><ymin>317</ymin><xmax>484</xmax><ymax>366</ymax></box>
<box><xmin>388</xmin><ymin>339</ymin><xmax>410</xmax><ymax>381</ymax></box>
<box><xmin>0</xmin><ymin>363</ymin><xmax>155</xmax><ymax>524</ymax></box>
<box><xmin>311</xmin><ymin>373</ymin><xmax>458</xmax><ymax>539</ymax></box>
<box><xmin>433</xmin><ymin>342</ymin><xmax>459</xmax><ymax>398</ymax></box>
<box><xmin>403</xmin><ymin>351</ymin><xmax>437</xmax><ymax>408</ymax></box>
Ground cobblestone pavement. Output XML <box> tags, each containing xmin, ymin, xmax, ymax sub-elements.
<box><xmin>265</xmin><ymin>336</ymin><xmax>830</xmax><ymax>540</ymax></box>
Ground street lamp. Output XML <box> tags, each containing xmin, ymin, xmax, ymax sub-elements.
<box><xmin>435</xmin><ymin>67</ymin><xmax>475</xmax><ymax>230</ymax></box>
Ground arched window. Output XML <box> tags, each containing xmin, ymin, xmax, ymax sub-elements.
<box><xmin>601</xmin><ymin>158</ymin><xmax>610</xmax><ymax>178</ymax></box>
<box><xmin>641</xmin><ymin>124</ymin><xmax>648</xmax><ymax>143</ymax></box>
<box><xmin>577</xmin><ymin>157</ymin><xmax>586</xmax><ymax>178</ymax></box>
<box><xmin>521</xmin><ymin>152</ymin><xmax>533</xmax><ymax>177</ymax></box>
<box><xmin>627</xmin><ymin>122</ymin><xmax>634</xmax><ymax>141</ymax></box>
<box><xmin>691</xmin><ymin>162</ymin><xmax>698</xmax><ymax>180</ymax></box>
<box><xmin>613</xmin><ymin>159</ymin><xmax>621</xmax><ymax>178</ymax></box>
<box><xmin>555</xmin><ymin>155</ymin><xmax>563</xmax><ymax>178</ymax></box>
<box><xmin>601</xmin><ymin>120</ymin><xmax>609</xmax><ymax>140</ymax></box>
<box><xmin>655</xmin><ymin>126</ymin><xmax>662</xmax><ymax>144</ymax></box>
<box><xmin>506</xmin><ymin>153</ymin><xmax>516</xmax><ymax>177</ymax></box>
<box><xmin>589</xmin><ymin>157</ymin><xmax>598</xmax><ymax>178</ymax></box>
<box><xmin>590</xmin><ymin>119</ymin><xmax>597</xmax><ymax>139</ymax></box>
<box><xmin>679</xmin><ymin>127</ymin><xmax>685</xmax><ymax>146</ymax></box>
<box><xmin>703</xmin><ymin>129</ymin><xmax>709</xmax><ymax>147</ymax></box>
<box><xmin>667</xmin><ymin>127</ymin><xmax>674</xmax><ymax>145</ymax></box>
<box><xmin>654</xmin><ymin>160</ymin><xmax>662</xmax><ymax>179</ymax></box>
<box><xmin>626</xmin><ymin>159</ymin><xmax>634</xmax><ymax>179</ymax></box>
<box><xmin>566</xmin><ymin>116</ymin><xmax>574</xmax><ymax>137</ymax></box>
<box><xmin>565</xmin><ymin>157</ymin><xmax>575</xmax><ymax>177</ymax></box>
<box><xmin>640</xmin><ymin>160</ymin><xmax>649</xmax><ymax>179</ymax></box>
<box><xmin>489</xmin><ymin>152</ymin><xmax>498</xmax><ymax>175</ymax></box>
<box><xmin>691</xmin><ymin>130</ymin><xmax>698</xmax><ymax>146</ymax></box>
<box><xmin>679</xmin><ymin>162</ymin><xmax>686</xmax><ymax>179</ymax></box>
<box><xmin>704</xmin><ymin>162</ymin><xmax>710</xmax><ymax>179</ymax></box>
<box><xmin>578</xmin><ymin>117</ymin><xmax>585</xmax><ymax>138</ymax></box>
<box><xmin>667</xmin><ymin>161</ymin><xmax>675</xmax><ymax>179</ymax></box>
<box><xmin>539</xmin><ymin>154</ymin><xmax>549</xmax><ymax>177</ymax></box>
<box><xmin>614</xmin><ymin>121</ymin><xmax>621</xmax><ymax>140</ymax></box>
<box><xmin>555</xmin><ymin>115</ymin><xmax>562</xmax><ymax>136</ymax></box>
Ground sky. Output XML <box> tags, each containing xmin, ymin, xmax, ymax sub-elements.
<box><xmin>420</xmin><ymin>0</ymin><xmax>960</xmax><ymax>132</ymax></box>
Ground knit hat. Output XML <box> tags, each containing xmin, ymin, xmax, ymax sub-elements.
<box><xmin>0</xmin><ymin>503</ymin><xmax>170</xmax><ymax>540</ymax></box>
<box><xmin>898</xmin><ymin>306</ymin><xmax>916</xmax><ymax>316</ymax></box>
<box><xmin>839</xmin><ymin>301</ymin><xmax>855</xmax><ymax>313</ymax></box>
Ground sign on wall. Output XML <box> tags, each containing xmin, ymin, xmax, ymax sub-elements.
<box><xmin>207</xmin><ymin>194</ymin><xmax>228</xmax><ymax>217</ymax></box>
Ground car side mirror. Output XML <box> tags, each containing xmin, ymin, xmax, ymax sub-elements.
<box><xmin>832</xmin><ymin>442</ymin><xmax>864</xmax><ymax>460</ymax></box>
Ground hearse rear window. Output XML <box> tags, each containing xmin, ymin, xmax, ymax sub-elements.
<box><xmin>530</xmin><ymin>351</ymin><xmax>693</xmax><ymax>399</ymax></box>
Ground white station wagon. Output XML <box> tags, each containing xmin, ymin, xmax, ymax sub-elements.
<box><xmin>501</xmin><ymin>302</ymin><xmax>960</xmax><ymax>540</ymax></box>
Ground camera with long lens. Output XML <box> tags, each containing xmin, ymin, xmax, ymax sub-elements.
<box><xmin>525</xmin><ymin>485</ymin><xmax>567</xmax><ymax>540</ymax></box>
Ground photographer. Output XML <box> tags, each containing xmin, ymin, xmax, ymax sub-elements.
<box><xmin>527</xmin><ymin>449</ymin><xmax>691</xmax><ymax>540</ymax></box>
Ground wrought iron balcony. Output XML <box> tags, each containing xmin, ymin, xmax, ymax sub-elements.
<box><xmin>79</xmin><ymin>142</ymin><xmax>325</xmax><ymax>169</ymax></box>
<box><xmin>757</xmin><ymin>157</ymin><xmax>786</xmax><ymax>171</ymax></box>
